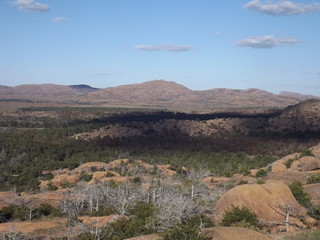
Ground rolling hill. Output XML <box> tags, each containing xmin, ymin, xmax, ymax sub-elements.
<box><xmin>0</xmin><ymin>80</ymin><xmax>316</xmax><ymax>110</ymax></box>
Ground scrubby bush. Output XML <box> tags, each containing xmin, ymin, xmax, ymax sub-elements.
<box><xmin>129</xmin><ymin>202</ymin><xmax>156</xmax><ymax>220</ymax></box>
<box><xmin>0</xmin><ymin>205</ymin><xmax>29</xmax><ymax>222</ymax></box>
<box><xmin>79</xmin><ymin>172</ymin><xmax>93</xmax><ymax>182</ymax></box>
<box><xmin>289</xmin><ymin>181</ymin><xmax>312</xmax><ymax>208</ymax></box>
<box><xmin>184</xmin><ymin>214</ymin><xmax>214</xmax><ymax>228</ymax></box>
<box><xmin>283</xmin><ymin>231</ymin><xmax>320</xmax><ymax>240</ymax></box>
<box><xmin>300</xmin><ymin>148</ymin><xmax>315</xmax><ymax>157</ymax></box>
<box><xmin>220</xmin><ymin>206</ymin><xmax>260</xmax><ymax>229</ymax></box>
<box><xmin>285</xmin><ymin>159</ymin><xmax>295</xmax><ymax>169</ymax></box>
<box><xmin>288</xmin><ymin>181</ymin><xmax>320</xmax><ymax>219</ymax></box>
<box><xmin>0</xmin><ymin>203</ymin><xmax>61</xmax><ymax>222</ymax></box>
<box><xmin>162</xmin><ymin>223</ymin><xmax>210</xmax><ymax>240</ymax></box>
<box><xmin>132</xmin><ymin>176</ymin><xmax>141</xmax><ymax>183</ymax></box>
<box><xmin>42</xmin><ymin>172</ymin><xmax>54</xmax><ymax>180</ymax></box>
<box><xmin>257</xmin><ymin>180</ymin><xmax>265</xmax><ymax>184</ymax></box>
<box><xmin>239</xmin><ymin>168</ymin><xmax>250</xmax><ymax>176</ymax></box>
<box><xmin>105</xmin><ymin>172</ymin><xmax>115</xmax><ymax>177</ymax></box>
<box><xmin>237</xmin><ymin>180</ymin><xmax>248</xmax><ymax>185</ymax></box>
<box><xmin>108</xmin><ymin>217</ymin><xmax>151</xmax><ymax>240</ymax></box>
<box><xmin>74</xmin><ymin>232</ymin><xmax>95</xmax><ymax>240</ymax></box>
<box><xmin>90</xmin><ymin>206</ymin><xmax>116</xmax><ymax>217</ymax></box>
<box><xmin>35</xmin><ymin>203</ymin><xmax>63</xmax><ymax>218</ymax></box>
<box><xmin>255</xmin><ymin>169</ymin><xmax>267</xmax><ymax>178</ymax></box>
<box><xmin>162</xmin><ymin>215</ymin><xmax>213</xmax><ymax>240</ymax></box>
<box><xmin>307</xmin><ymin>174</ymin><xmax>320</xmax><ymax>184</ymax></box>
<box><xmin>46</xmin><ymin>182</ymin><xmax>58</xmax><ymax>191</ymax></box>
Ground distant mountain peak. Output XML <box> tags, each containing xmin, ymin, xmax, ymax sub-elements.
<box><xmin>279</xmin><ymin>91</ymin><xmax>320</xmax><ymax>101</ymax></box>
<box><xmin>69</xmin><ymin>84</ymin><xmax>99</xmax><ymax>90</ymax></box>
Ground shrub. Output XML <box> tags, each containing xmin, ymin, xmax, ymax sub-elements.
<box><xmin>257</xmin><ymin>180</ymin><xmax>265</xmax><ymax>184</ymax></box>
<box><xmin>289</xmin><ymin>181</ymin><xmax>320</xmax><ymax>220</ymax></box>
<box><xmin>46</xmin><ymin>182</ymin><xmax>58</xmax><ymax>191</ymax></box>
<box><xmin>105</xmin><ymin>172</ymin><xmax>115</xmax><ymax>177</ymax></box>
<box><xmin>132</xmin><ymin>176</ymin><xmax>141</xmax><ymax>183</ymax></box>
<box><xmin>35</xmin><ymin>203</ymin><xmax>63</xmax><ymax>218</ymax></box>
<box><xmin>42</xmin><ymin>172</ymin><xmax>54</xmax><ymax>180</ymax></box>
<box><xmin>289</xmin><ymin>181</ymin><xmax>312</xmax><ymax>209</ymax></box>
<box><xmin>283</xmin><ymin>231</ymin><xmax>320</xmax><ymax>240</ymax></box>
<box><xmin>162</xmin><ymin>224</ymin><xmax>210</xmax><ymax>240</ymax></box>
<box><xmin>0</xmin><ymin>205</ymin><xmax>15</xmax><ymax>223</ymax></box>
<box><xmin>108</xmin><ymin>217</ymin><xmax>150</xmax><ymax>240</ymax></box>
<box><xmin>61</xmin><ymin>182</ymin><xmax>76</xmax><ymax>188</ymax></box>
<box><xmin>220</xmin><ymin>206</ymin><xmax>260</xmax><ymax>229</ymax></box>
<box><xmin>185</xmin><ymin>214</ymin><xmax>214</xmax><ymax>228</ymax></box>
<box><xmin>90</xmin><ymin>206</ymin><xmax>116</xmax><ymax>217</ymax></box>
<box><xmin>79</xmin><ymin>172</ymin><xmax>93</xmax><ymax>182</ymax></box>
<box><xmin>162</xmin><ymin>216</ymin><xmax>212</xmax><ymax>240</ymax></box>
<box><xmin>255</xmin><ymin>169</ymin><xmax>267</xmax><ymax>178</ymax></box>
<box><xmin>74</xmin><ymin>232</ymin><xmax>95</xmax><ymax>240</ymax></box>
<box><xmin>129</xmin><ymin>202</ymin><xmax>156</xmax><ymax>220</ymax></box>
<box><xmin>285</xmin><ymin>159</ymin><xmax>295</xmax><ymax>169</ymax></box>
<box><xmin>0</xmin><ymin>204</ymin><xmax>29</xmax><ymax>222</ymax></box>
<box><xmin>239</xmin><ymin>168</ymin><xmax>250</xmax><ymax>176</ymax></box>
<box><xmin>237</xmin><ymin>180</ymin><xmax>248</xmax><ymax>185</ymax></box>
<box><xmin>307</xmin><ymin>174</ymin><xmax>320</xmax><ymax>184</ymax></box>
<box><xmin>300</xmin><ymin>148</ymin><xmax>315</xmax><ymax>157</ymax></box>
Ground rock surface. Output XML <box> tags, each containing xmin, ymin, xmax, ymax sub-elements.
<box><xmin>203</xmin><ymin>227</ymin><xmax>274</xmax><ymax>240</ymax></box>
<box><xmin>303</xmin><ymin>183</ymin><xmax>320</xmax><ymax>205</ymax></box>
<box><xmin>214</xmin><ymin>181</ymin><xmax>307</xmax><ymax>231</ymax></box>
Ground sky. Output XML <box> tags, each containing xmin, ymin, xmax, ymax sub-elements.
<box><xmin>1</xmin><ymin>0</ymin><xmax>320</xmax><ymax>95</ymax></box>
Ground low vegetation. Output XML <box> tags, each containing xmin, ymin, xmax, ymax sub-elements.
<box><xmin>289</xmin><ymin>181</ymin><xmax>320</xmax><ymax>220</ymax></box>
<box><xmin>0</xmin><ymin>106</ymin><xmax>320</xmax><ymax>239</ymax></box>
<box><xmin>283</xmin><ymin>231</ymin><xmax>320</xmax><ymax>240</ymax></box>
<box><xmin>220</xmin><ymin>206</ymin><xmax>260</xmax><ymax>230</ymax></box>
<box><xmin>307</xmin><ymin>174</ymin><xmax>320</xmax><ymax>184</ymax></box>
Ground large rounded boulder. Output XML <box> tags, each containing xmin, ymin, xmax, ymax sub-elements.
<box><xmin>214</xmin><ymin>181</ymin><xmax>307</xmax><ymax>231</ymax></box>
<box><xmin>203</xmin><ymin>227</ymin><xmax>274</xmax><ymax>240</ymax></box>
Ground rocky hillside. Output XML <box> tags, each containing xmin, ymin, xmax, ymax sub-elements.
<box><xmin>268</xmin><ymin>99</ymin><xmax>320</xmax><ymax>132</ymax></box>
<box><xmin>0</xmin><ymin>80</ymin><xmax>304</xmax><ymax>110</ymax></box>
<box><xmin>84</xmin><ymin>80</ymin><xmax>301</xmax><ymax>109</ymax></box>
<box><xmin>280</xmin><ymin>91</ymin><xmax>320</xmax><ymax>101</ymax></box>
<box><xmin>72</xmin><ymin>99</ymin><xmax>320</xmax><ymax>141</ymax></box>
<box><xmin>85</xmin><ymin>80</ymin><xmax>192</xmax><ymax>103</ymax></box>
<box><xmin>0</xmin><ymin>84</ymin><xmax>99</xmax><ymax>101</ymax></box>
<box><xmin>1</xmin><ymin>144</ymin><xmax>320</xmax><ymax>239</ymax></box>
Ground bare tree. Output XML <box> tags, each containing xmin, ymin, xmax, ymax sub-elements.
<box><xmin>61</xmin><ymin>188</ymin><xmax>87</xmax><ymax>218</ymax></box>
<box><xmin>106</xmin><ymin>181</ymin><xmax>143</xmax><ymax>215</ymax></box>
<box><xmin>269</xmin><ymin>201</ymin><xmax>302</xmax><ymax>232</ymax></box>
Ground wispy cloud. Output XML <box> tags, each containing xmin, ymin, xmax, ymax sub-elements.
<box><xmin>244</xmin><ymin>0</ymin><xmax>320</xmax><ymax>16</ymax></box>
<box><xmin>89</xmin><ymin>73</ymin><xmax>110</xmax><ymax>77</ymax></box>
<box><xmin>236</xmin><ymin>35</ymin><xmax>300</xmax><ymax>48</ymax></box>
<box><xmin>52</xmin><ymin>17</ymin><xmax>69</xmax><ymax>23</ymax></box>
<box><xmin>134</xmin><ymin>45</ymin><xmax>192</xmax><ymax>52</ymax></box>
<box><xmin>11</xmin><ymin>0</ymin><xmax>49</xmax><ymax>12</ymax></box>
<box><xmin>213</xmin><ymin>32</ymin><xmax>223</xmax><ymax>35</ymax></box>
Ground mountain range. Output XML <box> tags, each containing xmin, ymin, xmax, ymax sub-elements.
<box><xmin>1</xmin><ymin>80</ymin><xmax>319</xmax><ymax>110</ymax></box>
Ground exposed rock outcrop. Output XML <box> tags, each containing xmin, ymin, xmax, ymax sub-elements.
<box><xmin>214</xmin><ymin>181</ymin><xmax>307</xmax><ymax>232</ymax></box>
<box><xmin>203</xmin><ymin>227</ymin><xmax>274</xmax><ymax>240</ymax></box>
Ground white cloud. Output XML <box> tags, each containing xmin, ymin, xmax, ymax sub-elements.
<box><xmin>244</xmin><ymin>0</ymin><xmax>320</xmax><ymax>16</ymax></box>
<box><xmin>236</xmin><ymin>35</ymin><xmax>300</xmax><ymax>48</ymax></box>
<box><xmin>11</xmin><ymin>0</ymin><xmax>49</xmax><ymax>12</ymax></box>
<box><xmin>52</xmin><ymin>17</ymin><xmax>69</xmax><ymax>23</ymax></box>
<box><xmin>134</xmin><ymin>45</ymin><xmax>192</xmax><ymax>52</ymax></box>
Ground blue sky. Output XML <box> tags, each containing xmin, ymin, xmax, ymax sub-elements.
<box><xmin>1</xmin><ymin>0</ymin><xmax>320</xmax><ymax>95</ymax></box>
